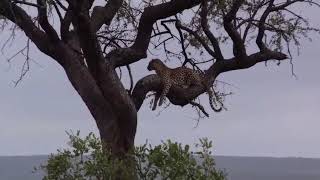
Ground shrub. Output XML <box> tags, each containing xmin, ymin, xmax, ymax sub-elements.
<box><xmin>37</xmin><ymin>131</ymin><xmax>226</xmax><ymax>180</ymax></box>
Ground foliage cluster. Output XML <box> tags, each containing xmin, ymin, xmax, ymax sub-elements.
<box><xmin>37</xmin><ymin>131</ymin><xmax>226</xmax><ymax>180</ymax></box>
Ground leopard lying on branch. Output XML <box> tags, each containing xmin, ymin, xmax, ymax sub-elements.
<box><xmin>147</xmin><ymin>59</ymin><xmax>222</xmax><ymax>115</ymax></box>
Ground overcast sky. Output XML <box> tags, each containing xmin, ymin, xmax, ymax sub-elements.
<box><xmin>0</xmin><ymin>4</ymin><xmax>319</xmax><ymax>158</ymax></box>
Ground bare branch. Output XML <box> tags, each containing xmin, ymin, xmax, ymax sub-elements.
<box><xmin>51</xmin><ymin>0</ymin><xmax>63</xmax><ymax>22</ymax></box>
<box><xmin>112</xmin><ymin>0</ymin><xmax>202</xmax><ymax>67</ymax></box>
<box><xmin>175</xmin><ymin>20</ymin><xmax>191</xmax><ymax>65</ymax></box>
<box><xmin>271</xmin><ymin>0</ymin><xmax>304</xmax><ymax>11</ymax></box>
<box><xmin>12</xmin><ymin>0</ymin><xmax>41</xmax><ymax>8</ymax></box>
<box><xmin>13</xmin><ymin>39</ymin><xmax>31</xmax><ymax>87</ymax></box>
<box><xmin>126</xmin><ymin>65</ymin><xmax>134</xmax><ymax>93</ymax></box>
<box><xmin>241</xmin><ymin>1</ymin><xmax>267</xmax><ymax>40</ymax></box>
<box><xmin>0</xmin><ymin>0</ymin><xmax>56</xmax><ymax>59</ymax></box>
<box><xmin>176</xmin><ymin>21</ymin><xmax>216</xmax><ymax>58</ymax></box>
<box><xmin>54</xmin><ymin>0</ymin><xmax>67</xmax><ymax>11</ymax></box>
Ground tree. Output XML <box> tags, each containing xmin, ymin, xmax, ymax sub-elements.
<box><xmin>0</xmin><ymin>0</ymin><xmax>318</xmax><ymax>156</ymax></box>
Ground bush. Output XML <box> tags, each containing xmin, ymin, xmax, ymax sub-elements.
<box><xmin>37</xmin><ymin>131</ymin><xmax>226</xmax><ymax>180</ymax></box>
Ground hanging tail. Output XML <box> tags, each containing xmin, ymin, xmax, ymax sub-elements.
<box><xmin>207</xmin><ymin>87</ymin><xmax>222</xmax><ymax>112</ymax></box>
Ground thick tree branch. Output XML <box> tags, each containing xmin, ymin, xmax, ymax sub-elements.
<box><xmin>71</xmin><ymin>3</ymin><xmax>104</xmax><ymax>78</ymax></box>
<box><xmin>256</xmin><ymin>0</ymin><xmax>275</xmax><ymax>51</ymax></box>
<box><xmin>52</xmin><ymin>42</ymin><xmax>127</xmax><ymax>153</ymax></box>
<box><xmin>206</xmin><ymin>50</ymin><xmax>287</xmax><ymax>82</ymax></box>
<box><xmin>91</xmin><ymin>0</ymin><xmax>124</xmax><ymax>32</ymax></box>
<box><xmin>37</xmin><ymin>0</ymin><xmax>60</xmax><ymax>42</ymax></box>
<box><xmin>200</xmin><ymin>0</ymin><xmax>224</xmax><ymax>61</ymax></box>
<box><xmin>71</xmin><ymin>3</ymin><xmax>137</xmax><ymax>146</ymax></box>
<box><xmin>132</xmin><ymin>50</ymin><xmax>287</xmax><ymax>110</ymax></box>
<box><xmin>223</xmin><ymin>0</ymin><xmax>247</xmax><ymax>58</ymax></box>
<box><xmin>60</xmin><ymin>7</ymin><xmax>73</xmax><ymax>41</ymax></box>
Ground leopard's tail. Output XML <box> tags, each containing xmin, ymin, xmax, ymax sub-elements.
<box><xmin>206</xmin><ymin>87</ymin><xmax>222</xmax><ymax>112</ymax></box>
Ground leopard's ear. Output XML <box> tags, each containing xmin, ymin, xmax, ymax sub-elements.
<box><xmin>151</xmin><ymin>58</ymin><xmax>160</xmax><ymax>62</ymax></box>
<box><xmin>147</xmin><ymin>60</ymin><xmax>153</xmax><ymax>70</ymax></box>
<box><xmin>155</xmin><ymin>59</ymin><xmax>165</xmax><ymax>64</ymax></box>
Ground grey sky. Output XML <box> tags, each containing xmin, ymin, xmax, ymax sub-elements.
<box><xmin>0</xmin><ymin>4</ymin><xmax>319</xmax><ymax>158</ymax></box>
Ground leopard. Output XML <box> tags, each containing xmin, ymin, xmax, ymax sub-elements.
<box><xmin>147</xmin><ymin>58</ymin><xmax>222</xmax><ymax>112</ymax></box>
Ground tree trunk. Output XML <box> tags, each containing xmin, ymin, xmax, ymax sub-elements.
<box><xmin>53</xmin><ymin>42</ymin><xmax>138</xmax><ymax>156</ymax></box>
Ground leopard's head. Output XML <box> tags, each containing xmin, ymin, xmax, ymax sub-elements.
<box><xmin>147</xmin><ymin>59</ymin><xmax>164</xmax><ymax>71</ymax></box>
